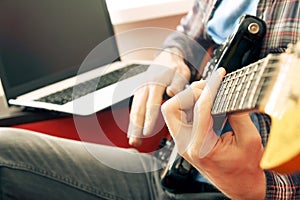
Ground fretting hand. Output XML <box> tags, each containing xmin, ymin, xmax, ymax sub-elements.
<box><xmin>162</xmin><ymin>68</ymin><xmax>266</xmax><ymax>200</ymax></box>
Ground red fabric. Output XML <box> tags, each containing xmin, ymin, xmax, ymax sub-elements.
<box><xmin>13</xmin><ymin>105</ymin><xmax>169</xmax><ymax>153</ymax></box>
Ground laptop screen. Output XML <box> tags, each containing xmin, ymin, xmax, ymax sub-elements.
<box><xmin>0</xmin><ymin>0</ymin><xmax>119</xmax><ymax>99</ymax></box>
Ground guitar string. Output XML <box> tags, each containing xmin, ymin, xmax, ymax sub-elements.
<box><xmin>212</xmin><ymin>57</ymin><xmax>271</xmax><ymax>114</ymax></box>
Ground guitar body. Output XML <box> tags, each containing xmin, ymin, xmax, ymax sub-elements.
<box><xmin>263</xmin><ymin>104</ymin><xmax>300</xmax><ymax>173</ymax></box>
<box><xmin>259</xmin><ymin>50</ymin><xmax>300</xmax><ymax>173</ymax></box>
<box><xmin>159</xmin><ymin>15</ymin><xmax>267</xmax><ymax>193</ymax></box>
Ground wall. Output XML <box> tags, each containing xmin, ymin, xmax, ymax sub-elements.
<box><xmin>106</xmin><ymin>0</ymin><xmax>193</xmax><ymax>60</ymax></box>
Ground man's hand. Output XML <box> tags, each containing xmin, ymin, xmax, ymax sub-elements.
<box><xmin>127</xmin><ymin>49</ymin><xmax>191</xmax><ymax>146</ymax></box>
<box><xmin>161</xmin><ymin>68</ymin><xmax>266</xmax><ymax>200</ymax></box>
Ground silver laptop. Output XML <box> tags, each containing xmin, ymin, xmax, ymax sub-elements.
<box><xmin>0</xmin><ymin>0</ymin><xmax>149</xmax><ymax>116</ymax></box>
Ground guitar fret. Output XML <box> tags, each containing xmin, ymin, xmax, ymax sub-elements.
<box><xmin>213</xmin><ymin>76</ymin><xmax>229</xmax><ymax>113</ymax></box>
<box><xmin>227</xmin><ymin>71</ymin><xmax>240</xmax><ymax>111</ymax></box>
<box><xmin>244</xmin><ymin>66</ymin><xmax>256</xmax><ymax>109</ymax></box>
<box><xmin>245</xmin><ymin>61</ymin><xmax>263</xmax><ymax>109</ymax></box>
<box><xmin>248</xmin><ymin>58</ymin><xmax>270</xmax><ymax>108</ymax></box>
<box><xmin>254</xmin><ymin>57</ymin><xmax>279</xmax><ymax>107</ymax></box>
<box><xmin>252</xmin><ymin>76</ymin><xmax>268</xmax><ymax>107</ymax></box>
<box><xmin>223</xmin><ymin>73</ymin><xmax>235</xmax><ymax>112</ymax></box>
<box><xmin>229</xmin><ymin>70</ymin><xmax>243</xmax><ymax>111</ymax></box>
<box><xmin>237</xmin><ymin>67</ymin><xmax>251</xmax><ymax>110</ymax></box>
<box><xmin>212</xmin><ymin>78</ymin><xmax>223</xmax><ymax>113</ymax></box>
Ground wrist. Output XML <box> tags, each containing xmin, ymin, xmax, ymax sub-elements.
<box><xmin>231</xmin><ymin>169</ymin><xmax>266</xmax><ymax>200</ymax></box>
<box><xmin>156</xmin><ymin>47</ymin><xmax>186</xmax><ymax>69</ymax></box>
<box><xmin>162</xmin><ymin>47</ymin><xmax>197</xmax><ymax>82</ymax></box>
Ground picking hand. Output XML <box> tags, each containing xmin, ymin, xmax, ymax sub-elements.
<box><xmin>127</xmin><ymin>49</ymin><xmax>191</xmax><ymax>146</ymax></box>
<box><xmin>162</xmin><ymin>68</ymin><xmax>266</xmax><ymax>200</ymax></box>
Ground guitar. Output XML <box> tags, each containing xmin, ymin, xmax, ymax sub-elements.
<box><xmin>161</xmin><ymin>41</ymin><xmax>300</xmax><ymax>195</ymax></box>
<box><xmin>158</xmin><ymin>15</ymin><xmax>267</xmax><ymax>193</ymax></box>
<box><xmin>257</xmin><ymin>43</ymin><xmax>300</xmax><ymax>174</ymax></box>
<box><xmin>160</xmin><ymin>43</ymin><xmax>300</xmax><ymax>192</ymax></box>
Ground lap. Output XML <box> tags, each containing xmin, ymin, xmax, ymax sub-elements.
<box><xmin>0</xmin><ymin>128</ymin><xmax>163</xmax><ymax>199</ymax></box>
<box><xmin>0</xmin><ymin>128</ymin><xmax>229</xmax><ymax>200</ymax></box>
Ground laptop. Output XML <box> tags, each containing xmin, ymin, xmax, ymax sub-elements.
<box><xmin>0</xmin><ymin>0</ymin><xmax>150</xmax><ymax>116</ymax></box>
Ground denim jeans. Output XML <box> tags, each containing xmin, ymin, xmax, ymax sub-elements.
<box><xmin>0</xmin><ymin>128</ymin><xmax>228</xmax><ymax>200</ymax></box>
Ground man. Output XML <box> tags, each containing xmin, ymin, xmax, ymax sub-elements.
<box><xmin>0</xmin><ymin>0</ymin><xmax>299</xmax><ymax>199</ymax></box>
<box><xmin>128</xmin><ymin>0</ymin><xmax>300</xmax><ymax>199</ymax></box>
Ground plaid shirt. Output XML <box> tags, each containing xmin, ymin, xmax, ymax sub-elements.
<box><xmin>164</xmin><ymin>0</ymin><xmax>300</xmax><ymax>199</ymax></box>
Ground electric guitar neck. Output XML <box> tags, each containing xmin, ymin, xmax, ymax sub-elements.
<box><xmin>212</xmin><ymin>45</ymin><xmax>300</xmax><ymax>117</ymax></box>
<box><xmin>211</xmin><ymin>43</ymin><xmax>300</xmax><ymax>173</ymax></box>
<box><xmin>212</xmin><ymin>53</ymin><xmax>279</xmax><ymax>115</ymax></box>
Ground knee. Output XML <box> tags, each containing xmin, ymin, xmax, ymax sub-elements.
<box><xmin>0</xmin><ymin>127</ymin><xmax>38</xmax><ymax>149</ymax></box>
<box><xmin>0</xmin><ymin>128</ymin><xmax>42</xmax><ymax>164</ymax></box>
<box><xmin>0</xmin><ymin>127</ymin><xmax>26</xmax><ymax>141</ymax></box>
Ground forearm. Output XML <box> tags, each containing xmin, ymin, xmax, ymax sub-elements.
<box><xmin>161</xmin><ymin>0</ymin><xmax>216</xmax><ymax>80</ymax></box>
<box><xmin>162</xmin><ymin>32</ymin><xmax>213</xmax><ymax>79</ymax></box>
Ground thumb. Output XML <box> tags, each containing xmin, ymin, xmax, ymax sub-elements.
<box><xmin>228</xmin><ymin>113</ymin><xmax>262</xmax><ymax>147</ymax></box>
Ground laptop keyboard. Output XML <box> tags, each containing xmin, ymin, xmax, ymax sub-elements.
<box><xmin>35</xmin><ymin>64</ymin><xmax>149</xmax><ymax>105</ymax></box>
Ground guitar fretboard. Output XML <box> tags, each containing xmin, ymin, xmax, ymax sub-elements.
<box><xmin>212</xmin><ymin>54</ymin><xmax>280</xmax><ymax>115</ymax></box>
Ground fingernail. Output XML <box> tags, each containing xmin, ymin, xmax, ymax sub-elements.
<box><xmin>129</xmin><ymin>137</ymin><xmax>135</xmax><ymax>144</ymax></box>
<box><xmin>129</xmin><ymin>137</ymin><xmax>142</xmax><ymax>147</ymax></box>
<box><xmin>217</xmin><ymin>67</ymin><xmax>226</xmax><ymax>76</ymax></box>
